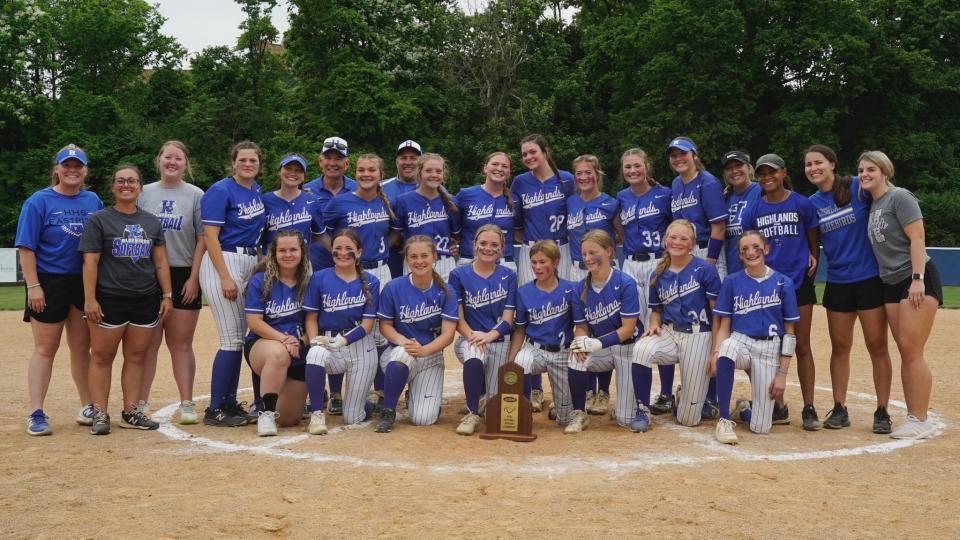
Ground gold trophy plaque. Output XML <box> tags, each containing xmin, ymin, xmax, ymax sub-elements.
<box><xmin>480</xmin><ymin>362</ymin><xmax>537</xmax><ymax>442</ymax></box>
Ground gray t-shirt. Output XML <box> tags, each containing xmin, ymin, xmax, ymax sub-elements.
<box><xmin>138</xmin><ymin>181</ymin><xmax>203</xmax><ymax>268</ymax></box>
<box><xmin>867</xmin><ymin>186</ymin><xmax>928</xmax><ymax>284</ymax></box>
<box><xmin>78</xmin><ymin>206</ymin><xmax>165</xmax><ymax>297</ymax></box>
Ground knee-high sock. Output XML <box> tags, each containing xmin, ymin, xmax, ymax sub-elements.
<box><xmin>531</xmin><ymin>373</ymin><xmax>543</xmax><ymax>391</ymax></box>
<box><xmin>658</xmin><ymin>364</ymin><xmax>675</xmax><ymax>397</ymax></box>
<box><xmin>588</xmin><ymin>372</ymin><xmax>598</xmax><ymax>393</ymax></box>
<box><xmin>382</xmin><ymin>362</ymin><xmax>409</xmax><ymax>410</ymax></box>
<box><xmin>210</xmin><ymin>349</ymin><xmax>242</xmax><ymax>409</ymax></box>
<box><xmin>463</xmin><ymin>358</ymin><xmax>484</xmax><ymax>414</ymax></box>
<box><xmin>716</xmin><ymin>357</ymin><xmax>735</xmax><ymax>420</ymax></box>
<box><xmin>374</xmin><ymin>346</ymin><xmax>387</xmax><ymax>391</ymax></box>
<box><xmin>329</xmin><ymin>373</ymin><xmax>344</xmax><ymax>394</ymax></box>
<box><xmin>597</xmin><ymin>370</ymin><xmax>612</xmax><ymax>394</ymax></box>
<box><xmin>706</xmin><ymin>376</ymin><xmax>718</xmax><ymax>403</ymax></box>
<box><xmin>568</xmin><ymin>369</ymin><xmax>590</xmax><ymax>411</ymax></box>
<box><xmin>251</xmin><ymin>372</ymin><xmax>262</xmax><ymax>409</ymax></box>
<box><xmin>305</xmin><ymin>364</ymin><xmax>327</xmax><ymax>412</ymax></box>
<box><xmin>632</xmin><ymin>363</ymin><xmax>653</xmax><ymax>407</ymax></box>
<box><xmin>524</xmin><ymin>374</ymin><xmax>533</xmax><ymax>400</ymax></box>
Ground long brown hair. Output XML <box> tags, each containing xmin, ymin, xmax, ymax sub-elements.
<box><xmin>252</xmin><ymin>230</ymin><xmax>311</xmax><ymax>304</ymax></box>
<box><xmin>416</xmin><ymin>153</ymin><xmax>457</xmax><ymax>214</ymax></box>
<box><xmin>332</xmin><ymin>228</ymin><xmax>374</xmax><ymax>306</ymax></box>
<box><xmin>620</xmin><ymin>148</ymin><xmax>658</xmax><ymax>188</ymax></box>
<box><xmin>404</xmin><ymin>235</ymin><xmax>450</xmax><ymax>301</ymax></box>
<box><xmin>356</xmin><ymin>153</ymin><xmax>397</xmax><ymax>221</ymax></box>
<box><xmin>520</xmin><ymin>134</ymin><xmax>562</xmax><ymax>181</ymax></box>
<box><xmin>650</xmin><ymin>220</ymin><xmax>696</xmax><ymax>286</ymax></box>
<box><xmin>579</xmin><ymin>229</ymin><xmax>615</xmax><ymax>302</ymax></box>
<box><xmin>805</xmin><ymin>144</ymin><xmax>853</xmax><ymax>206</ymax></box>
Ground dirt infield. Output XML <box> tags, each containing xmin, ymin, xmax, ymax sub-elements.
<box><xmin>2</xmin><ymin>308</ymin><xmax>958</xmax><ymax>538</ymax></box>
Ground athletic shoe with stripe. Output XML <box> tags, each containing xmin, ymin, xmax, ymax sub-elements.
<box><xmin>90</xmin><ymin>409</ymin><xmax>111</xmax><ymax>435</ymax></box>
<box><xmin>76</xmin><ymin>404</ymin><xmax>95</xmax><ymax>426</ymax></box>
<box><xmin>873</xmin><ymin>406</ymin><xmax>892</xmax><ymax>434</ymax></box>
<box><xmin>224</xmin><ymin>401</ymin><xmax>257</xmax><ymax>425</ymax></box>
<box><xmin>802</xmin><ymin>404</ymin><xmax>822</xmax><ymax>431</ymax></box>
<box><xmin>257</xmin><ymin>410</ymin><xmax>278</xmax><ymax>437</ymax></box>
<box><xmin>375</xmin><ymin>408</ymin><xmax>397</xmax><ymax>433</ymax></box>
<box><xmin>589</xmin><ymin>390</ymin><xmax>610</xmax><ymax>415</ymax></box>
<box><xmin>203</xmin><ymin>406</ymin><xmax>245</xmax><ymax>427</ymax></box>
<box><xmin>715</xmin><ymin>418</ymin><xmax>738</xmax><ymax>444</ymax></box>
<box><xmin>649</xmin><ymin>394</ymin><xmax>675</xmax><ymax>415</ymax></box>
<box><xmin>120</xmin><ymin>409</ymin><xmax>159</xmax><ymax>430</ymax></box>
<box><xmin>563</xmin><ymin>410</ymin><xmax>591</xmax><ymax>434</ymax></box>
<box><xmin>733</xmin><ymin>399</ymin><xmax>752</xmax><ymax>424</ymax></box>
<box><xmin>531</xmin><ymin>389</ymin><xmax>545</xmax><ymax>413</ymax></box>
<box><xmin>328</xmin><ymin>393</ymin><xmax>344</xmax><ymax>416</ymax></box>
<box><xmin>309</xmin><ymin>411</ymin><xmax>328</xmax><ymax>435</ymax></box>
<box><xmin>179</xmin><ymin>400</ymin><xmax>199</xmax><ymax>425</ymax></box>
<box><xmin>701</xmin><ymin>399</ymin><xmax>720</xmax><ymax>420</ymax></box>
<box><xmin>27</xmin><ymin>409</ymin><xmax>52</xmax><ymax>436</ymax></box>
<box><xmin>823</xmin><ymin>402</ymin><xmax>850</xmax><ymax>429</ymax></box>
<box><xmin>629</xmin><ymin>405</ymin><xmax>651</xmax><ymax>433</ymax></box>
<box><xmin>890</xmin><ymin>414</ymin><xmax>937</xmax><ymax>440</ymax></box>
<box><xmin>772</xmin><ymin>402</ymin><xmax>790</xmax><ymax>425</ymax></box>
<box><xmin>456</xmin><ymin>413</ymin><xmax>483</xmax><ymax>436</ymax></box>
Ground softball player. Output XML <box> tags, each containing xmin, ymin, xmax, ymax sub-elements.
<box><xmin>303</xmin><ymin>136</ymin><xmax>357</xmax><ymax>270</ymax></box>
<box><xmin>719</xmin><ymin>150</ymin><xmax>761</xmax><ymax>279</ymax></box>
<box><xmin>393</xmin><ymin>153</ymin><xmax>460</xmax><ymax>281</ymax></box>
<box><xmin>507</xmin><ymin>240</ymin><xmax>576</xmax><ymax>427</ymax></box>
<box><xmin>260</xmin><ymin>154</ymin><xmax>327</xmax><ymax>253</ymax></box>
<box><xmin>455</xmin><ymin>152</ymin><xmax>517</xmax><ymax>271</ymax></box>
<box><xmin>566</xmin><ymin>230</ymin><xmax>642</xmax><ymax>433</ymax></box>
<box><xmin>303</xmin><ymin>229</ymin><xmax>380</xmax><ymax>433</ymax></box>
<box><xmin>17</xmin><ymin>144</ymin><xmax>103</xmax><ymax>435</ymax></box>
<box><xmin>740</xmin><ymin>153</ymin><xmax>820</xmax><ymax>430</ymax></box>
<box><xmin>375</xmin><ymin>236</ymin><xmax>458</xmax><ymax>433</ymax></box>
<box><xmin>199</xmin><ymin>141</ymin><xmax>267</xmax><ymax>427</ymax></box>
<box><xmin>382</xmin><ymin>140</ymin><xmax>422</xmax><ymax>278</ymax></box>
<box><xmin>244</xmin><ymin>231</ymin><xmax>311</xmax><ymax>436</ymax></box>
<box><xmin>631</xmin><ymin>220</ymin><xmax>721</xmax><ymax>432</ymax></box>
<box><xmin>711</xmin><ymin>230</ymin><xmax>800</xmax><ymax>444</ymax></box>
<box><xmin>448</xmin><ymin>224</ymin><xmax>517</xmax><ymax>435</ymax></box>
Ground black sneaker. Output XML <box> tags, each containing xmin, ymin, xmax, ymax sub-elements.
<box><xmin>203</xmin><ymin>406</ymin><xmax>245</xmax><ymax>427</ymax></box>
<box><xmin>649</xmin><ymin>394</ymin><xmax>675</xmax><ymax>416</ymax></box>
<box><xmin>328</xmin><ymin>393</ymin><xmax>344</xmax><ymax>416</ymax></box>
<box><xmin>120</xmin><ymin>409</ymin><xmax>159</xmax><ymax>430</ymax></box>
<box><xmin>90</xmin><ymin>409</ymin><xmax>111</xmax><ymax>435</ymax></box>
<box><xmin>375</xmin><ymin>408</ymin><xmax>396</xmax><ymax>433</ymax></box>
<box><xmin>823</xmin><ymin>402</ymin><xmax>850</xmax><ymax>429</ymax></box>
<box><xmin>224</xmin><ymin>401</ymin><xmax>257</xmax><ymax>425</ymax></box>
<box><xmin>873</xmin><ymin>406</ymin><xmax>892</xmax><ymax>434</ymax></box>
<box><xmin>772</xmin><ymin>402</ymin><xmax>790</xmax><ymax>425</ymax></box>
<box><xmin>802</xmin><ymin>404</ymin><xmax>821</xmax><ymax>431</ymax></box>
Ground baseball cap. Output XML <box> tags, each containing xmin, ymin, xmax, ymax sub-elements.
<box><xmin>279</xmin><ymin>154</ymin><xmax>307</xmax><ymax>172</ymax></box>
<box><xmin>666</xmin><ymin>136</ymin><xmax>697</xmax><ymax>155</ymax></box>
<box><xmin>396</xmin><ymin>140</ymin><xmax>422</xmax><ymax>155</ymax></box>
<box><xmin>722</xmin><ymin>150</ymin><xmax>751</xmax><ymax>168</ymax></box>
<box><xmin>321</xmin><ymin>136</ymin><xmax>348</xmax><ymax>157</ymax></box>
<box><xmin>755</xmin><ymin>153</ymin><xmax>787</xmax><ymax>170</ymax></box>
<box><xmin>55</xmin><ymin>145</ymin><xmax>88</xmax><ymax>165</ymax></box>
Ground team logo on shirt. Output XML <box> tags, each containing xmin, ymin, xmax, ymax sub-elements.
<box><xmin>155</xmin><ymin>200</ymin><xmax>185</xmax><ymax>231</ymax></box>
<box><xmin>264</xmin><ymin>297</ymin><xmax>301</xmax><ymax>319</ymax></box>
<box><xmin>51</xmin><ymin>209</ymin><xmax>90</xmax><ymax>237</ymax></box>
<box><xmin>322</xmin><ymin>290</ymin><xmax>367</xmax><ymax>311</ymax></box>
<box><xmin>464</xmin><ymin>204</ymin><xmax>511</xmax><ymax>222</ymax></box>
<box><xmin>622</xmin><ymin>201</ymin><xmax>663</xmax><ymax>225</ymax></box>
<box><xmin>112</xmin><ymin>224</ymin><xmax>152</xmax><ymax>262</ymax></box>
<box><xmin>406</xmin><ymin>206</ymin><xmax>449</xmax><ymax>228</ymax></box>
<box><xmin>520</xmin><ymin>186</ymin><xmax>564</xmax><ymax>209</ymax></box>
<box><xmin>732</xmin><ymin>289</ymin><xmax>782</xmax><ymax>314</ymax></box>
<box><xmin>237</xmin><ymin>198</ymin><xmax>265</xmax><ymax>220</ymax></box>
<box><xmin>726</xmin><ymin>201</ymin><xmax>750</xmax><ymax>238</ymax></box>
<box><xmin>347</xmin><ymin>207</ymin><xmax>390</xmax><ymax>227</ymax></box>
<box><xmin>398</xmin><ymin>301</ymin><xmax>442</xmax><ymax>323</ymax></box>
<box><xmin>868</xmin><ymin>209</ymin><xmax>889</xmax><ymax>243</ymax></box>
<box><xmin>817</xmin><ymin>205</ymin><xmax>856</xmax><ymax>234</ymax></box>
<box><xmin>671</xmin><ymin>193</ymin><xmax>700</xmax><ymax>213</ymax></box>
<box><xmin>463</xmin><ymin>284</ymin><xmax>509</xmax><ymax>309</ymax></box>
<box><xmin>657</xmin><ymin>273</ymin><xmax>701</xmax><ymax>304</ymax></box>
<box><xmin>266</xmin><ymin>206</ymin><xmax>312</xmax><ymax>231</ymax></box>
<box><xmin>755</xmin><ymin>212</ymin><xmax>800</xmax><ymax>236</ymax></box>
<box><xmin>527</xmin><ymin>299</ymin><xmax>570</xmax><ymax>325</ymax></box>
<box><xmin>584</xmin><ymin>299</ymin><xmax>621</xmax><ymax>326</ymax></box>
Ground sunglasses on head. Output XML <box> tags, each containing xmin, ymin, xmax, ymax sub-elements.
<box><xmin>323</xmin><ymin>140</ymin><xmax>348</xmax><ymax>151</ymax></box>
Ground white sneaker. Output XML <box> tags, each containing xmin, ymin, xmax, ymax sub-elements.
<box><xmin>459</xmin><ymin>395</ymin><xmax>488</xmax><ymax>415</ymax></box>
<box><xmin>716</xmin><ymin>418</ymin><xmax>739</xmax><ymax>444</ymax></box>
<box><xmin>179</xmin><ymin>400</ymin><xmax>198</xmax><ymax>425</ymax></box>
<box><xmin>456</xmin><ymin>413</ymin><xmax>483</xmax><ymax>436</ymax></box>
<box><xmin>564</xmin><ymin>410</ymin><xmax>591</xmax><ymax>434</ymax></box>
<box><xmin>76</xmin><ymin>404</ymin><xmax>95</xmax><ymax>426</ymax></box>
<box><xmin>309</xmin><ymin>411</ymin><xmax>328</xmax><ymax>435</ymax></box>
<box><xmin>257</xmin><ymin>410</ymin><xmax>278</xmax><ymax>437</ymax></box>
<box><xmin>890</xmin><ymin>414</ymin><xmax>937</xmax><ymax>440</ymax></box>
<box><xmin>531</xmin><ymin>389</ymin><xmax>545</xmax><ymax>413</ymax></box>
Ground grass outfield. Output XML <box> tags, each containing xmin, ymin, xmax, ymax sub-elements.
<box><xmin>1</xmin><ymin>282</ymin><xmax>959</xmax><ymax>310</ymax></box>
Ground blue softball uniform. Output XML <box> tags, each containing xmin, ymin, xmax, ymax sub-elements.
<box><xmin>514</xmin><ymin>279</ymin><xmax>577</xmax><ymax>348</ymax></box>
<box><xmin>15</xmin><ymin>187</ymin><xmax>103</xmax><ymax>274</ymax></box>
<box><xmin>447</xmin><ymin>264</ymin><xmax>517</xmax><ymax>331</ymax></box>
<box><xmin>567</xmin><ymin>193</ymin><xmax>619</xmax><ymax>263</ymax></box>
<box><xmin>303</xmin><ymin>175</ymin><xmax>357</xmax><ymax>269</ymax></box>
<box><xmin>200</xmin><ymin>178</ymin><xmax>266</xmax><ymax>251</ymax></box>
<box><xmin>260</xmin><ymin>190</ymin><xmax>326</xmax><ymax>251</ymax></box>
<box><xmin>392</xmin><ymin>191</ymin><xmax>461</xmax><ymax>257</ymax></box>
<box><xmin>723</xmin><ymin>182</ymin><xmax>762</xmax><ymax>275</ymax></box>
<box><xmin>382</xmin><ymin>177</ymin><xmax>418</xmax><ymax>206</ymax></box>
<box><xmin>303</xmin><ymin>267</ymin><xmax>380</xmax><ymax>331</ymax></box>
<box><xmin>808</xmin><ymin>177</ymin><xmax>879</xmax><ymax>284</ymax></box>
<box><xmin>454</xmin><ymin>185</ymin><xmax>515</xmax><ymax>261</ymax></box>
<box><xmin>714</xmin><ymin>269</ymin><xmax>800</xmax><ymax>336</ymax></box>
<box><xmin>377</xmin><ymin>276</ymin><xmax>459</xmax><ymax>345</ymax></box>
<box><xmin>244</xmin><ymin>272</ymin><xmax>306</xmax><ymax>345</ymax></box>
<box><xmin>617</xmin><ymin>184</ymin><xmax>671</xmax><ymax>256</ymax></box>
<box><xmin>323</xmin><ymin>192</ymin><xmax>394</xmax><ymax>264</ymax></box>
<box><xmin>572</xmin><ymin>269</ymin><xmax>643</xmax><ymax>337</ymax></box>
<box><xmin>670</xmin><ymin>171</ymin><xmax>727</xmax><ymax>244</ymax></box>
<box><xmin>648</xmin><ymin>257</ymin><xmax>721</xmax><ymax>327</ymax></box>
<box><xmin>741</xmin><ymin>192</ymin><xmax>819</xmax><ymax>290</ymax></box>
<box><xmin>511</xmin><ymin>170</ymin><xmax>574</xmax><ymax>244</ymax></box>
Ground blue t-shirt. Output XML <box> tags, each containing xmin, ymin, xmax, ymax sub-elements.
<box><xmin>648</xmin><ymin>257</ymin><xmax>721</xmax><ymax>328</ymax></box>
<box><xmin>200</xmin><ymin>178</ymin><xmax>266</xmax><ymax>251</ymax></box>
<box><xmin>377</xmin><ymin>275</ymin><xmax>459</xmax><ymax>345</ymax></box>
<box><xmin>454</xmin><ymin>185</ymin><xmax>515</xmax><ymax>261</ymax></box>
<box><xmin>510</xmin><ymin>170</ymin><xmax>574</xmax><ymax>244</ymax></box>
<box><xmin>567</xmin><ymin>193</ymin><xmax>619</xmax><ymax>262</ymax></box>
<box><xmin>381</xmin><ymin>177</ymin><xmax>418</xmax><ymax>206</ymax></box>
<box><xmin>572</xmin><ymin>268</ymin><xmax>643</xmax><ymax>338</ymax></box>
<box><xmin>303</xmin><ymin>175</ymin><xmax>357</xmax><ymax>269</ymax></box>
<box><xmin>723</xmin><ymin>182</ymin><xmax>762</xmax><ymax>275</ymax></box>
<box><xmin>393</xmin><ymin>191</ymin><xmax>461</xmax><ymax>257</ymax></box>
<box><xmin>244</xmin><ymin>272</ymin><xmax>306</xmax><ymax>346</ymax></box>
<box><xmin>515</xmin><ymin>279</ymin><xmax>576</xmax><ymax>348</ymax></box>
<box><xmin>448</xmin><ymin>264</ymin><xmax>517</xmax><ymax>332</ymax></box>
<box><xmin>260</xmin><ymin>190</ymin><xmax>326</xmax><ymax>251</ymax></box>
<box><xmin>808</xmin><ymin>177</ymin><xmax>879</xmax><ymax>284</ymax></box>
<box><xmin>15</xmin><ymin>187</ymin><xmax>103</xmax><ymax>274</ymax></box>
<box><xmin>741</xmin><ymin>192</ymin><xmax>819</xmax><ymax>290</ymax></box>
<box><xmin>670</xmin><ymin>170</ymin><xmax>727</xmax><ymax>244</ymax></box>
<box><xmin>714</xmin><ymin>269</ymin><xmax>800</xmax><ymax>337</ymax></box>
<box><xmin>323</xmin><ymin>192</ymin><xmax>394</xmax><ymax>264</ymax></box>
<box><xmin>617</xmin><ymin>184</ymin><xmax>671</xmax><ymax>256</ymax></box>
<box><xmin>302</xmin><ymin>267</ymin><xmax>380</xmax><ymax>332</ymax></box>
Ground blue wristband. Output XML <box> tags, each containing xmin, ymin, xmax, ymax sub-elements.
<box><xmin>493</xmin><ymin>320</ymin><xmax>511</xmax><ymax>338</ymax></box>
<box><xmin>599</xmin><ymin>331</ymin><xmax>620</xmax><ymax>349</ymax></box>
<box><xmin>343</xmin><ymin>325</ymin><xmax>367</xmax><ymax>345</ymax></box>
<box><xmin>707</xmin><ymin>237</ymin><xmax>723</xmax><ymax>260</ymax></box>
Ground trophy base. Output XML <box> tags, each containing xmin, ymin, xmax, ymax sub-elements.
<box><xmin>479</xmin><ymin>433</ymin><xmax>537</xmax><ymax>442</ymax></box>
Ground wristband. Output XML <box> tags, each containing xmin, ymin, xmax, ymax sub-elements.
<box><xmin>343</xmin><ymin>325</ymin><xmax>367</xmax><ymax>345</ymax></box>
<box><xmin>598</xmin><ymin>331</ymin><xmax>620</xmax><ymax>349</ymax></box>
<box><xmin>780</xmin><ymin>333</ymin><xmax>796</xmax><ymax>357</ymax></box>
<box><xmin>493</xmin><ymin>320</ymin><xmax>511</xmax><ymax>338</ymax></box>
<box><xmin>777</xmin><ymin>366</ymin><xmax>789</xmax><ymax>375</ymax></box>
<box><xmin>27</xmin><ymin>283</ymin><xmax>41</xmax><ymax>289</ymax></box>
<box><xmin>162</xmin><ymin>292</ymin><xmax>173</xmax><ymax>299</ymax></box>
<box><xmin>707</xmin><ymin>237</ymin><xmax>724</xmax><ymax>260</ymax></box>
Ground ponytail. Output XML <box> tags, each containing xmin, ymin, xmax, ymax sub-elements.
<box><xmin>376</xmin><ymin>183</ymin><xmax>397</xmax><ymax>221</ymax></box>
<box><xmin>356</xmin><ymin>261</ymin><xmax>373</xmax><ymax>307</ymax></box>
<box><xmin>432</xmin><ymin>269</ymin><xmax>450</xmax><ymax>303</ymax></box>
<box><xmin>833</xmin><ymin>175</ymin><xmax>853</xmax><ymax>207</ymax></box>
<box><xmin>650</xmin><ymin>252</ymin><xmax>671</xmax><ymax>287</ymax></box>
<box><xmin>439</xmin><ymin>186</ymin><xmax>458</xmax><ymax>215</ymax></box>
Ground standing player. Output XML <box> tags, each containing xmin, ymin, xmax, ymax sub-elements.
<box><xmin>455</xmin><ymin>152</ymin><xmax>516</xmax><ymax>271</ymax></box>
<box><xmin>741</xmin><ymin>153</ymin><xmax>820</xmax><ymax>429</ymax></box>
<box><xmin>303</xmin><ymin>136</ymin><xmax>356</xmax><ymax>270</ymax></box>
<box><xmin>17</xmin><ymin>144</ymin><xmax>103</xmax><ymax>435</ymax></box>
<box><xmin>393</xmin><ymin>153</ymin><xmax>460</xmax><ymax>281</ymax></box>
<box><xmin>710</xmin><ymin>230</ymin><xmax>800</xmax><ymax>444</ymax></box>
<box><xmin>508</xmin><ymin>240</ymin><xmax>576</xmax><ymax>427</ymax></box>
<box><xmin>565</xmin><ymin>230</ymin><xmax>641</xmax><ymax>433</ymax></box>
<box><xmin>719</xmin><ymin>150</ymin><xmax>761</xmax><ymax>279</ymax></box>
<box><xmin>303</xmin><ymin>229</ymin><xmax>380</xmax><ymax>433</ymax></box>
<box><xmin>138</xmin><ymin>141</ymin><xmax>205</xmax><ymax>424</ymax></box>
<box><xmin>375</xmin><ymin>236</ymin><xmax>458</xmax><ymax>433</ymax></box>
<box><xmin>260</xmin><ymin>154</ymin><xmax>327</xmax><ymax>254</ymax></box>
<box><xmin>199</xmin><ymin>141</ymin><xmax>267</xmax><ymax>427</ymax></box>
<box><xmin>448</xmin><ymin>224</ymin><xmax>517</xmax><ymax>435</ymax></box>
<box><xmin>631</xmin><ymin>220</ymin><xmax>721</xmax><ymax>432</ymax></box>
<box><xmin>382</xmin><ymin>140</ymin><xmax>422</xmax><ymax>278</ymax></box>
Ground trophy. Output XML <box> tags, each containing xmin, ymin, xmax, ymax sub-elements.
<box><xmin>479</xmin><ymin>362</ymin><xmax>537</xmax><ymax>442</ymax></box>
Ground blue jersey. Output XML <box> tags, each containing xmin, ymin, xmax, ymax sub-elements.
<box><xmin>448</xmin><ymin>264</ymin><xmax>517</xmax><ymax>332</ymax></box>
<box><xmin>260</xmin><ymin>190</ymin><xmax>326</xmax><ymax>251</ymax></box>
<box><xmin>714</xmin><ymin>269</ymin><xmax>800</xmax><ymax>337</ymax></box>
<box><xmin>567</xmin><ymin>193</ymin><xmax>619</xmax><ymax>262</ymax></box>
<box><xmin>200</xmin><ymin>178</ymin><xmax>266</xmax><ymax>251</ymax></box>
<box><xmin>15</xmin><ymin>187</ymin><xmax>103</xmax><ymax>274</ymax></box>
<box><xmin>323</xmin><ymin>192</ymin><xmax>393</xmax><ymax>264</ymax></box>
<box><xmin>510</xmin><ymin>170</ymin><xmax>574</xmax><ymax>244</ymax></box>
<box><xmin>381</xmin><ymin>177</ymin><xmax>418</xmax><ymax>206</ymax></box>
<box><xmin>514</xmin><ymin>279</ymin><xmax>576</xmax><ymax>348</ymax></box>
<box><xmin>244</xmin><ymin>272</ymin><xmax>306</xmax><ymax>347</ymax></box>
<box><xmin>572</xmin><ymin>268</ymin><xmax>643</xmax><ymax>337</ymax></box>
<box><xmin>393</xmin><ymin>191</ymin><xmax>461</xmax><ymax>257</ymax></box>
<box><xmin>809</xmin><ymin>177</ymin><xmax>879</xmax><ymax>284</ymax></box>
<box><xmin>378</xmin><ymin>276</ymin><xmax>459</xmax><ymax>345</ymax></box>
<box><xmin>741</xmin><ymin>192</ymin><xmax>819</xmax><ymax>289</ymax></box>
<box><xmin>454</xmin><ymin>185</ymin><xmax>515</xmax><ymax>261</ymax></box>
<box><xmin>670</xmin><ymin>170</ymin><xmax>727</xmax><ymax>244</ymax></box>
<box><xmin>724</xmin><ymin>182</ymin><xmax>762</xmax><ymax>275</ymax></box>
<box><xmin>303</xmin><ymin>267</ymin><xmax>380</xmax><ymax>332</ymax></box>
<box><xmin>648</xmin><ymin>257</ymin><xmax>721</xmax><ymax>328</ymax></box>
<box><xmin>617</xmin><ymin>184</ymin><xmax>671</xmax><ymax>256</ymax></box>
<box><xmin>303</xmin><ymin>175</ymin><xmax>357</xmax><ymax>269</ymax></box>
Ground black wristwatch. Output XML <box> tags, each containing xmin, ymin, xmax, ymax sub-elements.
<box><xmin>911</xmin><ymin>273</ymin><xmax>924</xmax><ymax>281</ymax></box>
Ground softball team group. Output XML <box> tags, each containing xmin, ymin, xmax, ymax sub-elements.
<box><xmin>17</xmin><ymin>134</ymin><xmax>942</xmax><ymax>444</ymax></box>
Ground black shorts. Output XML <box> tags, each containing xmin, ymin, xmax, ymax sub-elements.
<box><xmin>23</xmin><ymin>273</ymin><xmax>84</xmax><ymax>324</ymax></box>
<box><xmin>882</xmin><ymin>261</ymin><xmax>943</xmax><ymax>306</ymax></box>
<box><xmin>170</xmin><ymin>266</ymin><xmax>202</xmax><ymax>310</ymax></box>
<box><xmin>97</xmin><ymin>292</ymin><xmax>161</xmax><ymax>328</ymax></box>
<box><xmin>795</xmin><ymin>273</ymin><xmax>817</xmax><ymax>307</ymax></box>
<box><xmin>243</xmin><ymin>337</ymin><xmax>307</xmax><ymax>382</ymax></box>
<box><xmin>823</xmin><ymin>276</ymin><xmax>885</xmax><ymax>312</ymax></box>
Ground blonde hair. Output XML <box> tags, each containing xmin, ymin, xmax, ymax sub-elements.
<box><xmin>473</xmin><ymin>223</ymin><xmax>505</xmax><ymax>259</ymax></box>
<box><xmin>651</xmin><ymin>220</ymin><xmax>697</xmax><ymax>286</ymax></box>
<box><xmin>50</xmin><ymin>144</ymin><xmax>88</xmax><ymax>186</ymax></box>
<box><xmin>572</xmin><ymin>154</ymin><xmax>604</xmax><ymax>193</ymax></box>
<box><xmin>357</xmin><ymin>153</ymin><xmax>397</xmax><ymax>221</ymax></box>
<box><xmin>857</xmin><ymin>150</ymin><xmax>895</xmax><ymax>186</ymax></box>
<box><xmin>620</xmin><ymin>148</ymin><xmax>657</xmax><ymax>187</ymax></box>
<box><xmin>252</xmin><ymin>230</ymin><xmax>310</xmax><ymax>305</ymax></box>
<box><xmin>155</xmin><ymin>140</ymin><xmax>194</xmax><ymax>181</ymax></box>
<box><xmin>416</xmin><ymin>153</ymin><xmax>457</xmax><ymax>214</ymax></box>
<box><xmin>579</xmin><ymin>229</ymin><xmax>615</xmax><ymax>302</ymax></box>
<box><xmin>483</xmin><ymin>151</ymin><xmax>514</xmax><ymax>212</ymax></box>
<box><xmin>404</xmin><ymin>235</ymin><xmax>450</xmax><ymax>301</ymax></box>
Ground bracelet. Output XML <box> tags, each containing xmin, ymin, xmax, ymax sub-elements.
<box><xmin>27</xmin><ymin>283</ymin><xmax>41</xmax><ymax>289</ymax></box>
<box><xmin>777</xmin><ymin>367</ymin><xmax>789</xmax><ymax>375</ymax></box>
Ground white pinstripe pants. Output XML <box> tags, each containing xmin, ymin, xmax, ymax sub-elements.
<box><xmin>380</xmin><ymin>347</ymin><xmax>445</xmax><ymax>426</ymax></box>
<box><xmin>454</xmin><ymin>336</ymin><xmax>511</xmax><ymax>401</ymax></box>
<box><xmin>306</xmin><ymin>335</ymin><xmax>379</xmax><ymax>425</ymax></box>
<box><xmin>199</xmin><ymin>251</ymin><xmax>256</xmax><ymax>351</ymax></box>
<box><xmin>718</xmin><ymin>332</ymin><xmax>781</xmax><ymax>434</ymax></box>
<box><xmin>633</xmin><ymin>326</ymin><xmax>713</xmax><ymax>426</ymax></box>
<box><xmin>514</xmin><ymin>344</ymin><xmax>573</xmax><ymax>425</ymax></box>
<box><xmin>568</xmin><ymin>342</ymin><xmax>636</xmax><ymax>426</ymax></box>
